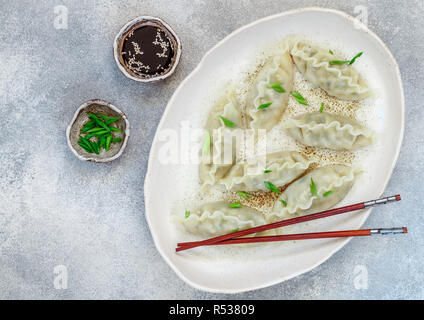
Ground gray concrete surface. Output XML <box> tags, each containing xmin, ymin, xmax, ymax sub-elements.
<box><xmin>0</xmin><ymin>0</ymin><xmax>423</xmax><ymax>299</ymax></box>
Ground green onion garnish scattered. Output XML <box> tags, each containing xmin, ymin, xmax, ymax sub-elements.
<box><xmin>291</xmin><ymin>91</ymin><xmax>309</xmax><ymax>106</ymax></box>
<box><xmin>219</xmin><ymin>116</ymin><xmax>236</xmax><ymax>128</ymax></box>
<box><xmin>329</xmin><ymin>49</ymin><xmax>334</xmax><ymax>55</ymax></box>
<box><xmin>330</xmin><ymin>52</ymin><xmax>363</xmax><ymax>65</ymax></box>
<box><xmin>228</xmin><ymin>202</ymin><xmax>242</xmax><ymax>208</ymax></box>
<box><xmin>323</xmin><ymin>190</ymin><xmax>334</xmax><ymax>197</ymax></box>
<box><xmin>258</xmin><ymin>102</ymin><xmax>272</xmax><ymax>110</ymax></box>
<box><xmin>310</xmin><ymin>178</ymin><xmax>318</xmax><ymax>198</ymax></box>
<box><xmin>280</xmin><ymin>199</ymin><xmax>287</xmax><ymax>207</ymax></box>
<box><xmin>264</xmin><ymin>181</ymin><xmax>281</xmax><ymax>194</ymax></box>
<box><xmin>329</xmin><ymin>60</ymin><xmax>351</xmax><ymax>65</ymax></box>
<box><xmin>320</xmin><ymin>102</ymin><xmax>324</xmax><ymax>113</ymax></box>
<box><xmin>266</xmin><ymin>83</ymin><xmax>286</xmax><ymax>93</ymax></box>
<box><xmin>232</xmin><ymin>228</ymin><xmax>240</xmax><ymax>233</ymax></box>
<box><xmin>238</xmin><ymin>191</ymin><xmax>253</xmax><ymax>199</ymax></box>
<box><xmin>349</xmin><ymin>52</ymin><xmax>363</xmax><ymax>64</ymax></box>
<box><xmin>202</xmin><ymin>131</ymin><xmax>211</xmax><ymax>155</ymax></box>
<box><xmin>185</xmin><ymin>210</ymin><xmax>190</xmax><ymax>218</ymax></box>
<box><xmin>264</xmin><ymin>170</ymin><xmax>272</xmax><ymax>173</ymax></box>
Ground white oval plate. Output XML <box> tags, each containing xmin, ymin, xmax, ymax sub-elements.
<box><xmin>144</xmin><ymin>7</ymin><xmax>404</xmax><ymax>293</ymax></box>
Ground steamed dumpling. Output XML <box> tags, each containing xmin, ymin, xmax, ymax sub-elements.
<box><xmin>175</xmin><ymin>202</ymin><xmax>270</xmax><ymax>237</ymax></box>
<box><xmin>284</xmin><ymin>112</ymin><xmax>374</xmax><ymax>151</ymax></box>
<box><xmin>246</xmin><ymin>48</ymin><xmax>294</xmax><ymax>130</ymax></box>
<box><xmin>291</xmin><ymin>41</ymin><xmax>371</xmax><ymax>100</ymax></box>
<box><xmin>268</xmin><ymin>165</ymin><xmax>356</xmax><ymax>222</ymax></box>
<box><xmin>220</xmin><ymin>151</ymin><xmax>311</xmax><ymax>191</ymax></box>
<box><xmin>200</xmin><ymin>90</ymin><xmax>242</xmax><ymax>186</ymax></box>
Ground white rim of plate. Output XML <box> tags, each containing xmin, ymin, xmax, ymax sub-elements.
<box><xmin>143</xmin><ymin>7</ymin><xmax>405</xmax><ymax>293</ymax></box>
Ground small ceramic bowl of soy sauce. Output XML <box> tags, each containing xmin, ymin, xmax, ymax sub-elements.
<box><xmin>113</xmin><ymin>16</ymin><xmax>182</xmax><ymax>83</ymax></box>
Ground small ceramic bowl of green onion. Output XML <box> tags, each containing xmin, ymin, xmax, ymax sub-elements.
<box><xmin>66</xmin><ymin>99</ymin><xmax>130</xmax><ymax>163</ymax></box>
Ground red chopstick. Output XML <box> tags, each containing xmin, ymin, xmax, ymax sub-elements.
<box><xmin>176</xmin><ymin>195</ymin><xmax>401</xmax><ymax>252</ymax></box>
<box><xmin>195</xmin><ymin>228</ymin><xmax>408</xmax><ymax>246</ymax></box>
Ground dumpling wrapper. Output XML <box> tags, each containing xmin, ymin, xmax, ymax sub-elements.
<box><xmin>284</xmin><ymin>112</ymin><xmax>374</xmax><ymax>151</ymax></box>
<box><xmin>199</xmin><ymin>90</ymin><xmax>242</xmax><ymax>187</ymax></box>
<box><xmin>291</xmin><ymin>41</ymin><xmax>371</xmax><ymax>101</ymax></box>
<box><xmin>268</xmin><ymin>165</ymin><xmax>357</xmax><ymax>222</ymax></box>
<box><xmin>175</xmin><ymin>202</ymin><xmax>273</xmax><ymax>237</ymax></box>
<box><xmin>220</xmin><ymin>151</ymin><xmax>312</xmax><ymax>192</ymax></box>
<box><xmin>246</xmin><ymin>48</ymin><xmax>294</xmax><ymax>130</ymax></box>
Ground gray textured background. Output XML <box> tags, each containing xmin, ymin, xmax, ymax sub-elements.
<box><xmin>0</xmin><ymin>0</ymin><xmax>423</xmax><ymax>299</ymax></box>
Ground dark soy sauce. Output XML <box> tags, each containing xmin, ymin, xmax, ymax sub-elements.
<box><xmin>121</xmin><ymin>25</ymin><xmax>174</xmax><ymax>78</ymax></box>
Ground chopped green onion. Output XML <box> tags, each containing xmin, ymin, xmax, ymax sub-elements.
<box><xmin>266</xmin><ymin>83</ymin><xmax>286</xmax><ymax>93</ymax></box>
<box><xmin>90</xmin><ymin>141</ymin><xmax>99</xmax><ymax>154</ymax></box>
<box><xmin>238</xmin><ymin>191</ymin><xmax>253</xmax><ymax>199</ymax></box>
<box><xmin>109</xmin><ymin>127</ymin><xmax>123</xmax><ymax>133</ymax></box>
<box><xmin>83</xmin><ymin>133</ymin><xmax>95</xmax><ymax>140</ymax></box>
<box><xmin>232</xmin><ymin>228</ymin><xmax>240</xmax><ymax>233</ymax></box>
<box><xmin>78</xmin><ymin>112</ymin><xmax>123</xmax><ymax>154</ymax></box>
<box><xmin>323</xmin><ymin>190</ymin><xmax>334</xmax><ymax>197</ymax></box>
<box><xmin>105</xmin><ymin>117</ymin><xmax>121</xmax><ymax>125</ymax></box>
<box><xmin>264</xmin><ymin>181</ymin><xmax>281</xmax><ymax>194</ymax></box>
<box><xmin>80</xmin><ymin>120</ymin><xmax>96</xmax><ymax>133</ymax></box>
<box><xmin>105</xmin><ymin>134</ymin><xmax>112</xmax><ymax>151</ymax></box>
<box><xmin>86</xmin><ymin>127</ymin><xmax>108</xmax><ymax>133</ymax></box>
<box><xmin>185</xmin><ymin>210</ymin><xmax>190</xmax><ymax>218</ymax></box>
<box><xmin>310</xmin><ymin>178</ymin><xmax>318</xmax><ymax>198</ymax></box>
<box><xmin>88</xmin><ymin>130</ymin><xmax>110</xmax><ymax>136</ymax></box>
<box><xmin>79</xmin><ymin>136</ymin><xmax>93</xmax><ymax>148</ymax></box>
<box><xmin>78</xmin><ymin>140</ymin><xmax>93</xmax><ymax>153</ymax></box>
<box><xmin>320</xmin><ymin>102</ymin><xmax>324</xmax><ymax>113</ymax></box>
<box><xmin>329</xmin><ymin>49</ymin><xmax>334</xmax><ymax>55</ymax></box>
<box><xmin>97</xmin><ymin>114</ymin><xmax>115</xmax><ymax>120</ymax></box>
<box><xmin>290</xmin><ymin>91</ymin><xmax>309</xmax><ymax>106</ymax></box>
<box><xmin>329</xmin><ymin>60</ymin><xmax>351</xmax><ymax>65</ymax></box>
<box><xmin>99</xmin><ymin>135</ymin><xmax>106</xmax><ymax>149</ymax></box>
<box><xmin>202</xmin><ymin>131</ymin><xmax>211</xmax><ymax>155</ymax></box>
<box><xmin>264</xmin><ymin>170</ymin><xmax>272</xmax><ymax>173</ymax></box>
<box><xmin>228</xmin><ymin>202</ymin><xmax>242</xmax><ymax>208</ymax></box>
<box><xmin>330</xmin><ymin>52</ymin><xmax>363</xmax><ymax>65</ymax></box>
<box><xmin>88</xmin><ymin>113</ymin><xmax>111</xmax><ymax>132</ymax></box>
<box><xmin>349</xmin><ymin>52</ymin><xmax>363</xmax><ymax>64</ymax></box>
<box><xmin>280</xmin><ymin>199</ymin><xmax>287</xmax><ymax>207</ymax></box>
<box><xmin>258</xmin><ymin>102</ymin><xmax>272</xmax><ymax>110</ymax></box>
<box><xmin>219</xmin><ymin>116</ymin><xmax>236</xmax><ymax>128</ymax></box>
<box><xmin>97</xmin><ymin>136</ymin><xmax>102</xmax><ymax>149</ymax></box>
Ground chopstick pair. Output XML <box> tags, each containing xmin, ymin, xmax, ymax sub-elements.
<box><xmin>176</xmin><ymin>195</ymin><xmax>405</xmax><ymax>252</ymax></box>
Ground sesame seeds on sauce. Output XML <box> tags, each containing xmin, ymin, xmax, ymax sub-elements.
<box><xmin>121</xmin><ymin>25</ymin><xmax>174</xmax><ymax>78</ymax></box>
